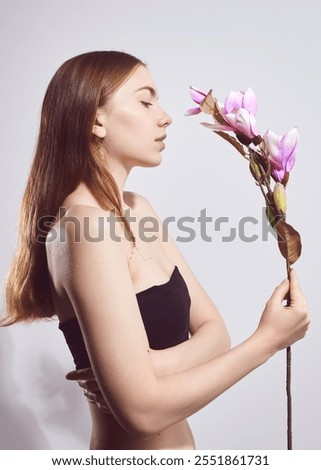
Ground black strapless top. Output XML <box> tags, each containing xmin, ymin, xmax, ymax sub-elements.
<box><xmin>59</xmin><ymin>266</ymin><xmax>191</xmax><ymax>369</ymax></box>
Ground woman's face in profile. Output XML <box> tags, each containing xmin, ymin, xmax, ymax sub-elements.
<box><xmin>95</xmin><ymin>65</ymin><xmax>172</xmax><ymax>169</ymax></box>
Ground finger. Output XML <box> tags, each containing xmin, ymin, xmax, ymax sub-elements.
<box><xmin>84</xmin><ymin>389</ymin><xmax>104</xmax><ymax>400</ymax></box>
<box><xmin>97</xmin><ymin>402</ymin><xmax>112</xmax><ymax>414</ymax></box>
<box><xmin>66</xmin><ymin>367</ymin><xmax>95</xmax><ymax>381</ymax></box>
<box><xmin>302</xmin><ymin>293</ymin><xmax>308</xmax><ymax>311</ymax></box>
<box><xmin>95</xmin><ymin>394</ymin><xmax>112</xmax><ymax>413</ymax></box>
<box><xmin>289</xmin><ymin>269</ymin><xmax>303</xmax><ymax>305</ymax></box>
<box><xmin>82</xmin><ymin>389</ymin><xmax>111</xmax><ymax>414</ymax></box>
<box><xmin>270</xmin><ymin>278</ymin><xmax>290</xmax><ymax>304</ymax></box>
<box><xmin>84</xmin><ymin>390</ymin><xmax>109</xmax><ymax>409</ymax></box>
<box><xmin>83</xmin><ymin>390</ymin><xmax>95</xmax><ymax>403</ymax></box>
<box><xmin>65</xmin><ymin>370</ymin><xmax>78</xmax><ymax>381</ymax></box>
<box><xmin>78</xmin><ymin>380</ymin><xmax>101</xmax><ymax>393</ymax></box>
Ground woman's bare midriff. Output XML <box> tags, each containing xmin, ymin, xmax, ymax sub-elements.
<box><xmin>89</xmin><ymin>404</ymin><xmax>195</xmax><ymax>450</ymax></box>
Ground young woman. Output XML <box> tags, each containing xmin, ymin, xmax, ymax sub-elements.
<box><xmin>2</xmin><ymin>51</ymin><xmax>309</xmax><ymax>450</ymax></box>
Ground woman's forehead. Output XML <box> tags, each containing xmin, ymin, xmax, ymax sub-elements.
<box><xmin>114</xmin><ymin>65</ymin><xmax>158</xmax><ymax>98</ymax></box>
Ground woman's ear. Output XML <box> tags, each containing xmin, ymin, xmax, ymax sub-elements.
<box><xmin>92</xmin><ymin>114</ymin><xmax>107</xmax><ymax>139</ymax></box>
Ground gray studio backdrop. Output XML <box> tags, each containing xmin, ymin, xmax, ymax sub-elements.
<box><xmin>0</xmin><ymin>0</ymin><xmax>320</xmax><ymax>450</ymax></box>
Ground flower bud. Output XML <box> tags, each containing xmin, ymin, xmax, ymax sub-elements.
<box><xmin>249</xmin><ymin>161</ymin><xmax>261</xmax><ymax>183</ymax></box>
<box><xmin>265</xmin><ymin>205</ymin><xmax>277</xmax><ymax>229</ymax></box>
<box><xmin>273</xmin><ymin>182</ymin><xmax>287</xmax><ymax>215</ymax></box>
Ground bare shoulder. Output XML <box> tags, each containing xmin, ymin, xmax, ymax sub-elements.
<box><xmin>124</xmin><ymin>191</ymin><xmax>156</xmax><ymax>216</ymax></box>
<box><xmin>52</xmin><ymin>204</ymin><xmax>121</xmax><ymax>242</ymax></box>
<box><xmin>46</xmin><ymin>204</ymin><xmax>126</xmax><ymax>286</ymax></box>
<box><xmin>60</xmin><ymin>203</ymin><xmax>112</xmax><ymax>224</ymax></box>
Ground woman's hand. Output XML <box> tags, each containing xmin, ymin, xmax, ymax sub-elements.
<box><xmin>66</xmin><ymin>368</ymin><xmax>111</xmax><ymax>413</ymax></box>
<box><xmin>65</xmin><ymin>346</ymin><xmax>169</xmax><ymax>412</ymax></box>
<box><xmin>256</xmin><ymin>269</ymin><xmax>310</xmax><ymax>353</ymax></box>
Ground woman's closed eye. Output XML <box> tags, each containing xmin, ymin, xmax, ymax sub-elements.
<box><xmin>141</xmin><ymin>101</ymin><xmax>153</xmax><ymax>108</ymax></box>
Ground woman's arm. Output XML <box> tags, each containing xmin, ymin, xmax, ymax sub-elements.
<box><xmin>127</xmin><ymin>192</ymin><xmax>231</xmax><ymax>377</ymax></box>
<box><xmin>150</xmin><ymin>320</ymin><xmax>230</xmax><ymax>377</ymax></box>
<box><xmin>55</xmin><ymin>205</ymin><xmax>309</xmax><ymax>439</ymax></box>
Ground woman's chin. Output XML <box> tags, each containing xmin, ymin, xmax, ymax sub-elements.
<box><xmin>137</xmin><ymin>154</ymin><xmax>163</xmax><ymax>168</ymax></box>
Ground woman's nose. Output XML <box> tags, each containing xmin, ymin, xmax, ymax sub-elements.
<box><xmin>158</xmin><ymin>108</ymin><xmax>172</xmax><ymax>128</ymax></box>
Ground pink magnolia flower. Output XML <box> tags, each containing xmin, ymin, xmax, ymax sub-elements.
<box><xmin>223</xmin><ymin>88</ymin><xmax>259</xmax><ymax>140</ymax></box>
<box><xmin>263</xmin><ymin>128</ymin><xmax>299</xmax><ymax>183</ymax></box>
<box><xmin>224</xmin><ymin>88</ymin><xmax>258</xmax><ymax>115</ymax></box>
<box><xmin>187</xmin><ymin>86</ymin><xmax>259</xmax><ymax>142</ymax></box>
<box><xmin>185</xmin><ymin>87</ymin><xmax>207</xmax><ymax>115</ymax></box>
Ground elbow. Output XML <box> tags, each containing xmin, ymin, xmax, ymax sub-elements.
<box><xmin>118</xmin><ymin>401</ymin><xmax>167</xmax><ymax>441</ymax></box>
<box><xmin>126</xmin><ymin>418</ymin><xmax>162</xmax><ymax>441</ymax></box>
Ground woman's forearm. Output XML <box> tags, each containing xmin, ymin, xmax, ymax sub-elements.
<box><xmin>67</xmin><ymin>320</ymin><xmax>230</xmax><ymax>416</ymax></box>
<box><xmin>130</xmin><ymin>330</ymin><xmax>274</xmax><ymax>437</ymax></box>
<box><xmin>150</xmin><ymin>320</ymin><xmax>231</xmax><ymax>377</ymax></box>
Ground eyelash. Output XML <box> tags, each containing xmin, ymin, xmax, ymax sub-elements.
<box><xmin>141</xmin><ymin>101</ymin><xmax>153</xmax><ymax>108</ymax></box>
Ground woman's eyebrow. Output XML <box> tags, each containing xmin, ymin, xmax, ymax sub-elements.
<box><xmin>135</xmin><ymin>86</ymin><xmax>158</xmax><ymax>98</ymax></box>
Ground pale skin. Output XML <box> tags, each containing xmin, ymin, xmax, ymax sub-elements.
<box><xmin>46</xmin><ymin>65</ymin><xmax>310</xmax><ymax>450</ymax></box>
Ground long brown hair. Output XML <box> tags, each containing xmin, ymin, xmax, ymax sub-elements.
<box><xmin>2</xmin><ymin>51</ymin><xmax>143</xmax><ymax>325</ymax></box>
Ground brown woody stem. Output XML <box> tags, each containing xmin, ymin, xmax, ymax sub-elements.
<box><xmin>285</xmin><ymin>257</ymin><xmax>292</xmax><ymax>450</ymax></box>
<box><xmin>255</xmin><ymin>148</ymin><xmax>293</xmax><ymax>449</ymax></box>
<box><xmin>246</xmin><ymin>143</ymin><xmax>294</xmax><ymax>449</ymax></box>
<box><xmin>286</xmin><ymin>346</ymin><xmax>292</xmax><ymax>449</ymax></box>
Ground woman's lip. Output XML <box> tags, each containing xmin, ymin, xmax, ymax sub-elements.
<box><xmin>156</xmin><ymin>140</ymin><xmax>165</xmax><ymax>149</ymax></box>
<box><xmin>155</xmin><ymin>135</ymin><xmax>167</xmax><ymax>142</ymax></box>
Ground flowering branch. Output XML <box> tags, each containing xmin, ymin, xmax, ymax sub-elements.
<box><xmin>186</xmin><ymin>86</ymin><xmax>302</xmax><ymax>449</ymax></box>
